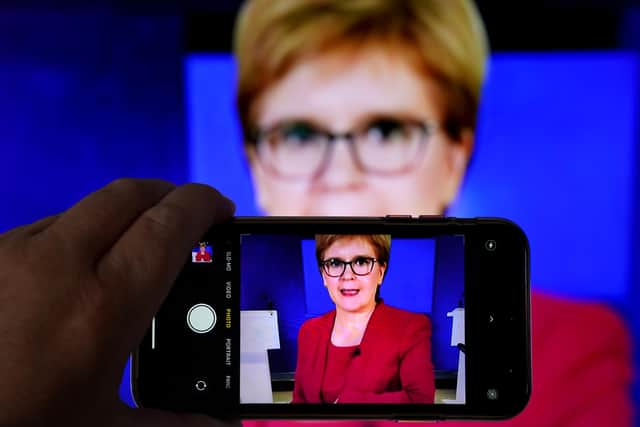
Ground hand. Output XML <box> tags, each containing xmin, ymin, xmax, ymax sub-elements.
<box><xmin>0</xmin><ymin>179</ymin><xmax>238</xmax><ymax>427</ymax></box>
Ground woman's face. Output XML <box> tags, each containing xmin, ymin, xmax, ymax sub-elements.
<box><xmin>248</xmin><ymin>47</ymin><xmax>473</xmax><ymax>216</ymax></box>
<box><xmin>320</xmin><ymin>236</ymin><xmax>386</xmax><ymax>314</ymax></box>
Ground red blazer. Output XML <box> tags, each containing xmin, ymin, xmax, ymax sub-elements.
<box><xmin>292</xmin><ymin>302</ymin><xmax>435</xmax><ymax>404</ymax></box>
<box><xmin>195</xmin><ymin>251</ymin><xmax>211</xmax><ymax>262</ymax></box>
<box><xmin>246</xmin><ymin>291</ymin><xmax>634</xmax><ymax>426</ymax></box>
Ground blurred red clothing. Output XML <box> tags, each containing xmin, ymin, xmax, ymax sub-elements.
<box><xmin>245</xmin><ymin>291</ymin><xmax>634</xmax><ymax>427</ymax></box>
<box><xmin>195</xmin><ymin>251</ymin><xmax>211</xmax><ymax>262</ymax></box>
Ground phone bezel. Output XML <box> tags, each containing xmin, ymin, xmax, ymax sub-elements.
<box><xmin>131</xmin><ymin>216</ymin><xmax>531</xmax><ymax>420</ymax></box>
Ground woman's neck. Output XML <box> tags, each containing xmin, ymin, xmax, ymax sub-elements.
<box><xmin>331</xmin><ymin>303</ymin><xmax>377</xmax><ymax>347</ymax></box>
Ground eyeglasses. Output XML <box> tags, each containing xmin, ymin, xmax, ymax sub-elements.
<box><xmin>251</xmin><ymin>117</ymin><xmax>439</xmax><ymax>179</ymax></box>
<box><xmin>320</xmin><ymin>257</ymin><xmax>378</xmax><ymax>277</ymax></box>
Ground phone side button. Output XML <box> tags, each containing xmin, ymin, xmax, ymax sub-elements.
<box><xmin>385</xmin><ymin>215</ymin><xmax>414</xmax><ymax>222</ymax></box>
<box><xmin>418</xmin><ymin>215</ymin><xmax>444</xmax><ymax>221</ymax></box>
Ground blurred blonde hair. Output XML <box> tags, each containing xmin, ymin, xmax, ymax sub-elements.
<box><xmin>234</xmin><ymin>0</ymin><xmax>489</xmax><ymax>141</ymax></box>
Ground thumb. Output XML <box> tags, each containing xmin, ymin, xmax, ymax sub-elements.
<box><xmin>119</xmin><ymin>407</ymin><xmax>241</xmax><ymax>427</ymax></box>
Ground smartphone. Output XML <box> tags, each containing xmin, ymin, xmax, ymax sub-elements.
<box><xmin>132</xmin><ymin>216</ymin><xmax>531</xmax><ymax>421</ymax></box>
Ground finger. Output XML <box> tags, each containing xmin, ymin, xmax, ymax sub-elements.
<box><xmin>96</xmin><ymin>183</ymin><xmax>234</xmax><ymax>339</ymax></box>
<box><xmin>0</xmin><ymin>214</ymin><xmax>60</xmax><ymax>240</ymax></box>
<box><xmin>120</xmin><ymin>407</ymin><xmax>241</xmax><ymax>427</ymax></box>
<box><xmin>47</xmin><ymin>179</ymin><xmax>176</xmax><ymax>262</ymax></box>
<box><xmin>27</xmin><ymin>214</ymin><xmax>61</xmax><ymax>235</ymax></box>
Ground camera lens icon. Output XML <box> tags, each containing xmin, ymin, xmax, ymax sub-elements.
<box><xmin>485</xmin><ymin>240</ymin><xmax>497</xmax><ymax>251</ymax></box>
<box><xmin>487</xmin><ymin>388</ymin><xmax>498</xmax><ymax>400</ymax></box>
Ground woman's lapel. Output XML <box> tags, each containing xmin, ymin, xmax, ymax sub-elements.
<box><xmin>308</xmin><ymin>310</ymin><xmax>335</xmax><ymax>402</ymax></box>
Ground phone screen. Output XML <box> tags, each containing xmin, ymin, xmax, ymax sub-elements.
<box><xmin>235</xmin><ymin>233</ymin><xmax>464</xmax><ymax>405</ymax></box>
<box><xmin>133</xmin><ymin>218</ymin><xmax>530</xmax><ymax>420</ymax></box>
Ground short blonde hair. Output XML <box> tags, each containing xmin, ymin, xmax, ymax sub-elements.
<box><xmin>315</xmin><ymin>234</ymin><xmax>391</xmax><ymax>268</ymax></box>
<box><xmin>234</xmin><ymin>0</ymin><xmax>489</xmax><ymax>141</ymax></box>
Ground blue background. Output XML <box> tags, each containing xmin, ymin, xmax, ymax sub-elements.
<box><xmin>0</xmin><ymin>8</ymin><xmax>638</xmax><ymax>424</ymax></box>
<box><xmin>188</xmin><ymin>53</ymin><xmax>637</xmax><ymax>302</ymax></box>
<box><xmin>239</xmin><ymin>235</ymin><xmax>461</xmax><ymax>375</ymax></box>
<box><xmin>300</xmin><ymin>238</ymin><xmax>436</xmax><ymax>317</ymax></box>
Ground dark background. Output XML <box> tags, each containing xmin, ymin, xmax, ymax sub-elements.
<box><xmin>1</xmin><ymin>0</ymin><xmax>639</xmax><ymax>423</ymax></box>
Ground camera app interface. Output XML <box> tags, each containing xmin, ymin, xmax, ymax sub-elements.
<box><xmin>238</xmin><ymin>233</ymin><xmax>465</xmax><ymax>405</ymax></box>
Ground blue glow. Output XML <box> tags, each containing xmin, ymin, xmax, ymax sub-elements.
<box><xmin>301</xmin><ymin>238</ymin><xmax>436</xmax><ymax>316</ymax></box>
<box><xmin>1</xmin><ymin>49</ymin><xmax>637</xmax><ymax>413</ymax></box>
<box><xmin>187</xmin><ymin>51</ymin><xmax>639</xmax><ymax>301</ymax></box>
<box><xmin>186</xmin><ymin>54</ymin><xmax>259</xmax><ymax>215</ymax></box>
<box><xmin>239</xmin><ymin>235</ymin><xmax>456</xmax><ymax>373</ymax></box>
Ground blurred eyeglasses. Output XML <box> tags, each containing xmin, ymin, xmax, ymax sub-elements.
<box><xmin>251</xmin><ymin>117</ymin><xmax>439</xmax><ymax>179</ymax></box>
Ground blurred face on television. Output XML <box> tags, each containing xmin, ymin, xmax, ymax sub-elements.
<box><xmin>247</xmin><ymin>47</ymin><xmax>472</xmax><ymax>216</ymax></box>
<box><xmin>235</xmin><ymin>0</ymin><xmax>486</xmax><ymax>217</ymax></box>
<box><xmin>320</xmin><ymin>236</ymin><xmax>386</xmax><ymax>314</ymax></box>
